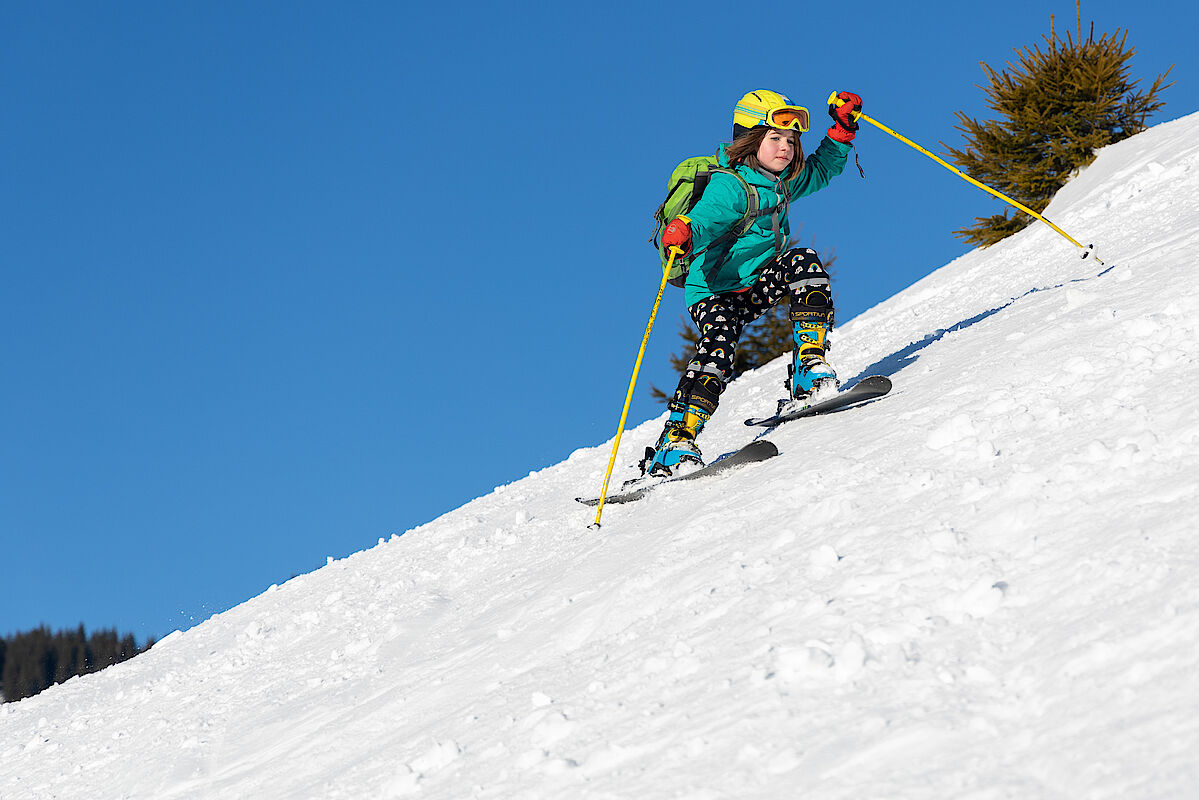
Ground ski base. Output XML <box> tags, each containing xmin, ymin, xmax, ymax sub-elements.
<box><xmin>577</xmin><ymin>439</ymin><xmax>779</xmax><ymax>507</ymax></box>
<box><xmin>745</xmin><ymin>375</ymin><xmax>892</xmax><ymax>428</ymax></box>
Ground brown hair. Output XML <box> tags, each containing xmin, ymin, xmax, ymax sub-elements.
<box><xmin>725</xmin><ymin>127</ymin><xmax>805</xmax><ymax>179</ymax></box>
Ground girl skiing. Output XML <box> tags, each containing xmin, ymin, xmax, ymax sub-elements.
<box><xmin>644</xmin><ymin>89</ymin><xmax>863</xmax><ymax>477</ymax></box>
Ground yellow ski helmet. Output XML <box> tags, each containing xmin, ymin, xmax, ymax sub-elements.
<box><xmin>733</xmin><ymin>90</ymin><xmax>810</xmax><ymax>139</ymax></box>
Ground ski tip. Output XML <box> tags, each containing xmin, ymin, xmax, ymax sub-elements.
<box><xmin>756</xmin><ymin>439</ymin><xmax>779</xmax><ymax>456</ymax></box>
<box><xmin>858</xmin><ymin>374</ymin><xmax>893</xmax><ymax>391</ymax></box>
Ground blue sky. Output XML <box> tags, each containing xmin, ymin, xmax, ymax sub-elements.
<box><xmin>2</xmin><ymin>0</ymin><xmax>1192</xmax><ymax>642</ymax></box>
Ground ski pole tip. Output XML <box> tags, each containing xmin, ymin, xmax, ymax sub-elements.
<box><xmin>1081</xmin><ymin>243</ymin><xmax>1106</xmax><ymax>266</ymax></box>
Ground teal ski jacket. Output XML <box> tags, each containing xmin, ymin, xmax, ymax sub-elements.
<box><xmin>682</xmin><ymin>135</ymin><xmax>851</xmax><ymax>307</ymax></box>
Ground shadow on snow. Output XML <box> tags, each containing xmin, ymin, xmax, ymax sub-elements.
<box><xmin>843</xmin><ymin>262</ymin><xmax>1117</xmax><ymax>387</ymax></box>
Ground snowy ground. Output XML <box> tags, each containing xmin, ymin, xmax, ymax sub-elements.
<box><xmin>3</xmin><ymin>113</ymin><xmax>1198</xmax><ymax>800</ymax></box>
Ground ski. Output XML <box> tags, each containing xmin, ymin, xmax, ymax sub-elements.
<box><xmin>576</xmin><ymin>439</ymin><xmax>779</xmax><ymax>506</ymax></box>
<box><xmin>744</xmin><ymin>375</ymin><xmax>892</xmax><ymax>428</ymax></box>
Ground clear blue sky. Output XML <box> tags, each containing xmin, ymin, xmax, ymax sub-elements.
<box><xmin>2</xmin><ymin>1</ymin><xmax>1192</xmax><ymax>642</ymax></box>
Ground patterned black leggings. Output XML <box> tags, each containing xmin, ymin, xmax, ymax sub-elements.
<box><xmin>670</xmin><ymin>247</ymin><xmax>832</xmax><ymax>409</ymax></box>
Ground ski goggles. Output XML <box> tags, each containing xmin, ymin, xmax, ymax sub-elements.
<box><xmin>764</xmin><ymin>105</ymin><xmax>810</xmax><ymax>132</ymax></box>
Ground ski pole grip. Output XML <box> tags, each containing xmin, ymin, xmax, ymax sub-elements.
<box><xmin>827</xmin><ymin>91</ymin><xmax>862</xmax><ymax>120</ymax></box>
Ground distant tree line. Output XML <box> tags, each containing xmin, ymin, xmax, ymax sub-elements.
<box><xmin>0</xmin><ymin>625</ymin><xmax>154</xmax><ymax>703</ymax></box>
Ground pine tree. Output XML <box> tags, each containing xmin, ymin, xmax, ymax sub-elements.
<box><xmin>945</xmin><ymin>3</ymin><xmax>1172</xmax><ymax>246</ymax></box>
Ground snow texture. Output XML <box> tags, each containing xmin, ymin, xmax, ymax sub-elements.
<box><xmin>4</xmin><ymin>113</ymin><xmax>1199</xmax><ymax>799</ymax></box>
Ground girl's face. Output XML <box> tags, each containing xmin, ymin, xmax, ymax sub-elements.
<box><xmin>757</xmin><ymin>129</ymin><xmax>796</xmax><ymax>173</ymax></box>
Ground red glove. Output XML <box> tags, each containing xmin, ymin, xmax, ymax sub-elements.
<box><xmin>662</xmin><ymin>216</ymin><xmax>692</xmax><ymax>256</ymax></box>
<box><xmin>827</xmin><ymin>91</ymin><xmax>863</xmax><ymax>143</ymax></box>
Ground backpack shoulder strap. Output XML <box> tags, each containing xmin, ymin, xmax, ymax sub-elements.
<box><xmin>709</xmin><ymin>167</ymin><xmax>764</xmax><ymax>232</ymax></box>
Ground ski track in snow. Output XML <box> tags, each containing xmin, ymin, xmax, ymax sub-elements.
<box><xmin>4</xmin><ymin>115</ymin><xmax>1199</xmax><ymax>799</ymax></box>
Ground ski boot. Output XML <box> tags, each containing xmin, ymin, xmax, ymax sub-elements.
<box><xmin>779</xmin><ymin>299</ymin><xmax>839</xmax><ymax>412</ymax></box>
<box><xmin>641</xmin><ymin>373</ymin><xmax>724</xmax><ymax>478</ymax></box>
<box><xmin>790</xmin><ymin>353</ymin><xmax>839</xmax><ymax>399</ymax></box>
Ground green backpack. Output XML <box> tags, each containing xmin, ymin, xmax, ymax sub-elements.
<box><xmin>650</xmin><ymin>155</ymin><xmax>760</xmax><ymax>288</ymax></box>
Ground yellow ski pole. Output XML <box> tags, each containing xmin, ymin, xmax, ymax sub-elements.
<box><xmin>828</xmin><ymin>91</ymin><xmax>1103</xmax><ymax>265</ymax></box>
<box><xmin>591</xmin><ymin>246</ymin><xmax>683</xmax><ymax>529</ymax></box>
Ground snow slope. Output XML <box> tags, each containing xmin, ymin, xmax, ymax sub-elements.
<box><xmin>4</xmin><ymin>114</ymin><xmax>1199</xmax><ymax>800</ymax></box>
